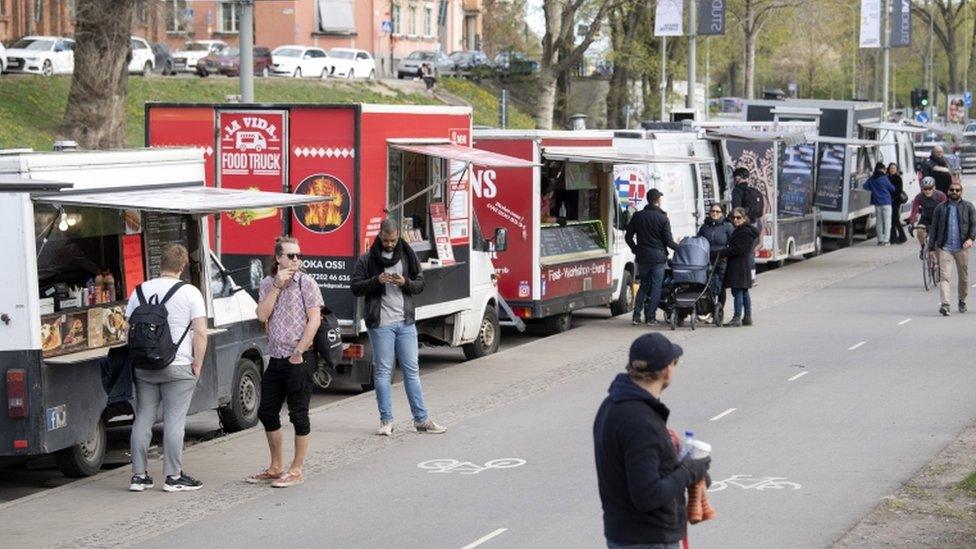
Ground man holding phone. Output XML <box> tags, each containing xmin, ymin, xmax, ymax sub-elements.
<box><xmin>351</xmin><ymin>219</ymin><xmax>446</xmax><ymax>436</ymax></box>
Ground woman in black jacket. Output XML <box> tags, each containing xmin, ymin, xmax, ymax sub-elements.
<box><xmin>887</xmin><ymin>163</ymin><xmax>907</xmax><ymax>244</ymax></box>
<box><xmin>697</xmin><ymin>205</ymin><xmax>733</xmax><ymax>306</ymax></box>
<box><xmin>719</xmin><ymin>207</ymin><xmax>759</xmax><ymax>327</ymax></box>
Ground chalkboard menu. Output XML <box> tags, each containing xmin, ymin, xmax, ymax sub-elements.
<box><xmin>778</xmin><ymin>144</ymin><xmax>815</xmax><ymax>217</ymax></box>
<box><xmin>143</xmin><ymin>212</ymin><xmax>189</xmax><ymax>279</ymax></box>
<box><xmin>541</xmin><ymin>221</ymin><xmax>606</xmax><ymax>258</ymax></box>
<box><xmin>697</xmin><ymin>163</ymin><xmax>717</xmax><ymax>207</ymax></box>
<box><xmin>813</xmin><ymin>143</ymin><xmax>846</xmax><ymax>212</ymax></box>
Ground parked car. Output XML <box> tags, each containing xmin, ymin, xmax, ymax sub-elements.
<box><xmin>197</xmin><ymin>46</ymin><xmax>273</xmax><ymax>77</ymax></box>
<box><xmin>493</xmin><ymin>51</ymin><xmax>538</xmax><ymax>77</ymax></box>
<box><xmin>449</xmin><ymin>50</ymin><xmax>492</xmax><ymax>78</ymax></box>
<box><xmin>129</xmin><ymin>37</ymin><xmax>155</xmax><ymax>76</ymax></box>
<box><xmin>172</xmin><ymin>40</ymin><xmax>227</xmax><ymax>73</ymax></box>
<box><xmin>956</xmin><ymin>123</ymin><xmax>976</xmax><ymax>173</ymax></box>
<box><xmin>396</xmin><ymin>50</ymin><xmax>453</xmax><ymax>79</ymax></box>
<box><xmin>0</xmin><ymin>41</ymin><xmax>6</xmax><ymax>74</ymax></box>
<box><xmin>326</xmin><ymin>48</ymin><xmax>376</xmax><ymax>80</ymax></box>
<box><xmin>151</xmin><ymin>42</ymin><xmax>175</xmax><ymax>75</ymax></box>
<box><xmin>3</xmin><ymin>36</ymin><xmax>74</xmax><ymax>76</ymax></box>
<box><xmin>271</xmin><ymin>45</ymin><xmax>330</xmax><ymax>78</ymax></box>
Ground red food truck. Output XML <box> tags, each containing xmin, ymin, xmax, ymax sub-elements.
<box><xmin>147</xmin><ymin>104</ymin><xmax>534</xmax><ymax>390</ymax></box>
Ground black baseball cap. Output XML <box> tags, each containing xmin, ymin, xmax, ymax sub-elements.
<box><xmin>648</xmin><ymin>188</ymin><xmax>664</xmax><ymax>201</ymax></box>
<box><xmin>628</xmin><ymin>333</ymin><xmax>683</xmax><ymax>372</ymax></box>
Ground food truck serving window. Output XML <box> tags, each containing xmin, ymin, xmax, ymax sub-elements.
<box><xmin>388</xmin><ymin>150</ymin><xmax>447</xmax><ymax>255</ymax></box>
<box><xmin>539</xmin><ymin>160</ymin><xmax>611</xmax><ymax>260</ymax></box>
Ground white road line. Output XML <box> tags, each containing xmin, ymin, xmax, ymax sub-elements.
<box><xmin>848</xmin><ymin>341</ymin><xmax>866</xmax><ymax>351</ymax></box>
<box><xmin>710</xmin><ymin>408</ymin><xmax>737</xmax><ymax>421</ymax></box>
<box><xmin>898</xmin><ymin>318</ymin><xmax>912</xmax><ymax>326</ymax></box>
<box><xmin>461</xmin><ymin>528</ymin><xmax>508</xmax><ymax>549</ymax></box>
<box><xmin>788</xmin><ymin>371</ymin><xmax>809</xmax><ymax>382</ymax></box>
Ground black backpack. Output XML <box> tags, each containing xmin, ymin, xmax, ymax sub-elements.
<box><xmin>297</xmin><ymin>275</ymin><xmax>342</xmax><ymax>369</ymax></box>
<box><xmin>128</xmin><ymin>282</ymin><xmax>191</xmax><ymax>370</ymax></box>
<box><xmin>743</xmin><ymin>186</ymin><xmax>765</xmax><ymax>221</ymax></box>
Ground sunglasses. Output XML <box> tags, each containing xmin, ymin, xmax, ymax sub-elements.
<box><xmin>732</xmin><ymin>215</ymin><xmax>744</xmax><ymax>220</ymax></box>
<box><xmin>949</xmin><ymin>189</ymin><xmax>962</xmax><ymax>193</ymax></box>
<box><xmin>283</xmin><ymin>253</ymin><xmax>304</xmax><ymax>260</ymax></box>
<box><xmin>710</xmin><ymin>210</ymin><xmax>722</xmax><ymax>214</ymax></box>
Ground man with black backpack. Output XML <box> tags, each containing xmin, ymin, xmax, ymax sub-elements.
<box><xmin>126</xmin><ymin>243</ymin><xmax>207</xmax><ymax>493</ymax></box>
<box><xmin>730</xmin><ymin>167</ymin><xmax>764</xmax><ymax>284</ymax></box>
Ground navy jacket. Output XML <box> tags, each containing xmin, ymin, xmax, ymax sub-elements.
<box><xmin>863</xmin><ymin>174</ymin><xmax>896</xmax><ymax>206</ymax></box>
<box><xmin>593</xmin><ymin>373</ymin><xmax>690</xmax><ymax>545</ymax></box>
<box><xmin>697</xmin><ymin>217</ymin><xmax>733</xmax><ymax>258</ymax></box>
<box><xmin>625</xmin><ymin>205</ymin><xmax>679</xmax><ymax>265</ymax></box>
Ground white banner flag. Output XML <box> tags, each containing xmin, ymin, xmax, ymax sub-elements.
<box><xmin>655</xmin><ymin>0</ymin><xmax>684</xmax><ymax>37</ymax></box>
<box><xmin>859</xmin><ymin>0</ymin><xmax>881</xmax><ymax>48</ymax></box>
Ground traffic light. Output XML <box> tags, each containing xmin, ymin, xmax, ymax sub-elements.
<box><xmin>919</xmin><ymin>88</ymin><xmax>929</xmax><ymax>108</ymax></box>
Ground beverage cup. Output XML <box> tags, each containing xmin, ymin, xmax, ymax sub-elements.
<box><xmin>690</xmin><ymin>440</ymin><xmax>711</xmax><ymax>459</ymax></box>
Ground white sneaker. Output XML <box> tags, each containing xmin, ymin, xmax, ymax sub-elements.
<box><xmin>375</xmin><ymin>421</ymin><xmax>394</xmax><ymax>436</ymax></box>
<box><xmin>414</xmin><ymin>419</ymin><xmax>447</xmax><ymax>434</ymax></box>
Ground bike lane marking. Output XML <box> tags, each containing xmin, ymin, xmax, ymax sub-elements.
<box><xmin>898</xmin><ymin>318</ymin><xmax>912</xmax><ymax>326</ymax></box>
<box><xmin>461</xmin><ymin>528</ymin><xmax>508</xmax><ymax>549</ymax></box>
<box><xmin>787</xmin><ymin>371</ymin><xmax>809</xmax><ymax>382</ymax></box>
<box><xmin>710</xmin><ymin>408</ymin><xmax>737</xmax><ymax>421</ymax></box>
<box><xmin>848</xmin><ymin>341</ymin><xmax>866</xmax><ymax>350</ymax></box>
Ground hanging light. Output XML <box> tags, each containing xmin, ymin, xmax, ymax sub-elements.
<box><xmin>58</xmin><ymin>213</ymin><xmax>69</xmax><ymax>232</ymax></box>
<box><xmin>66</xmin><ymin>215</ymin><xmax>77</xmax><ymax>227</ymax></box>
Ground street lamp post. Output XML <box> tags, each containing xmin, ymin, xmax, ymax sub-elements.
<box><xmin>239</xmin><ymin>0</ymin><xmax>255</xmax><ymax>103</ymax></box>
<box><xmin>686</xmin><ymin>0</ymin><xmax>697</xmax><ymax>112</ymax></box>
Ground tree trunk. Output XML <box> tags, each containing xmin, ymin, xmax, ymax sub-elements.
<box><xmin>61</xmin><ymin>0</ymin><xmax>135</xmax><ymax>149</ymax></box>
<box><xmin>744</xmin><ymin>34</ymin><xmax>756</xmax><ymax>99</ymax></box>
<box><xmin>536</xmin><ymin>71</ymin><xmax>558</xmax><ymax>130</ymax></box>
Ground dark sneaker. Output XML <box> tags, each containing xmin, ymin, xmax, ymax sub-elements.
<box><xmin>163</xmin><ymin>472</ymin><xmax>203</xmax><ymax>492</ymax></box>
<box><xmin>129</xmin><ymin>474</ymin><xmax>154</xmax><ymax>492</ymax></box>
<box><xmin>631</xmin><ymin>319</ymin><xmax>642</xmax><ymax>326</ymax></box>
<box><xmin>724</xmin><ymin>317</ymin><xmax>742</xmax><ymax>327</ymax></box>
<box><xmin>742</xmin><ymin>316</ymin><xmax>753</xmax><ymax>326</ymax></box>
<box><xmin>940</xmin><ymin>304</ymin><xmax>951</xmax><ymax>317</ymax></box>
<box><xmin>960</xmin><ymin>301</ymin><xmax>967</xmax><ymax>314</ymax></box>
<box><xmin>645</xmin><ymin>319</ymin><xmax>660</xmax><ymax>327</ymax></box>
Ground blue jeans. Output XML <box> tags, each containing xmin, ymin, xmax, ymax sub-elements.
<box><xmin>367</xmin><ymin>322</ymin><xmax>429</xmax><ymax>423</ymax></box>
<box><xmin>633</xmin><ymin>262</ymin><xmax>666</xmax><ymax>322</ymax></box>
<box><xmin>732</xmin><ymin>288</ymin><xmax>752</xmax><ymax>318</ymax></box>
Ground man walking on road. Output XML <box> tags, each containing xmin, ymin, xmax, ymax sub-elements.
<box><xmin>248</xmin><ymin>236</ymin><xmax>322</xmax><ymax>488</ymax></box>
<box><xmin>351</xmin><ymin>219</ymin><xmax>446</xmax><ymax>436</ymax></box>
<box><xmin>593</xmin><ymin>333</ymin><xmax>711</xmax><ymax>549</ymax></box>
<box><xmin>626</xmin><ymin>189</ymin><xmax>679</xmax><ymax>325</ymax></box>
<box><xmin>928</xmin><ymin>183</ymin><xmax>976</xmax><ymax>316</ymax></box>
<box><xmin>924</xmin><ymin>144</ymin><xmax>953</xmax><ymax>195</ymax></box>
<box><xmin>127</xmin><ymin>243</ymin><xmax>207</xmax><ymax>493</ymax></box>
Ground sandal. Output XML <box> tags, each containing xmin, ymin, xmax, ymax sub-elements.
<box><xmin>244</xmin><ymin>469</ymin><xmax>282</xmax><ymax>484</ymax></box>
<box><xmin>271</xmin><ymin>471</ymin><xmax>305</xmax><ymax>488</ymax></box>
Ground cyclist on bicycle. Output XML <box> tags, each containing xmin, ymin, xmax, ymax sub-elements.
<box><xmin>910</xmin><ymin>176</ymin><xmax>948</xmax><ymax>258</ymax></box>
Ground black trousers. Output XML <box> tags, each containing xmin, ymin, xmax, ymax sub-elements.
<box><xmin>891</xmin><ymin>200</ymin><xmax>907</xmax><ymax>243</ymax></box>
<box><xmin>257</xmin><ymin>352</ymin><xmax>315</xmax><ymax>436</ymax></box>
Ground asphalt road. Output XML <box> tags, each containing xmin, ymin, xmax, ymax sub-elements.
<box><xmin>136</xmin><ymin>240</ymin><xmax>976</xmax><ymax>549</ymax></box>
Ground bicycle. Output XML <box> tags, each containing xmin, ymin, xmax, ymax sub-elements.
<box><xmin>909</xmin><ymin>224</ymin><xmax>940</xmax><ymax>291</ymax></box>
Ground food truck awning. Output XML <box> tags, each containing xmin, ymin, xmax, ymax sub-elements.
<box><xmin>704</xmin><ymin>129</ymin><xmax>810</xmax><ymax>146</ymax></box>
<box><xmin>390</xmin><ymin>143</ymin><xmax>538</xmax><ymax>168</ymax></box>
<box><xmin>0</xmin><ymin>176</ymin><xmax>73</xmax><ymax>192</ymax></box>
<box><xmin>541</xmin><ymin>147</ymin><xmax>715</xmax><ymax>164</ymax></box>
<box><xmin>33</xmin><ymin>185</ymin><xmax>329</xmax><ymax>214</ymax></box>
<box><xmin>858</xmin><ymin>121</ymin><xmax>928</xmax><ymax>134</ymax></box>
<box><xmin>814</xmin><ymin>137</ymin><xmax>882</xmax><ymax>148</ymax></box>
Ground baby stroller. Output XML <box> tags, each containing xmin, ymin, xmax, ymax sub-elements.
<box><xmin>662</xmin><ymin>236</ymin><xmax>724</xmax><ymax>330</ymax></box>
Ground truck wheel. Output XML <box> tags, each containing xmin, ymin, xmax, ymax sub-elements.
<box><xmin>543</xmin><ymin>312</ymin><xmax>572</xmax><ymax>335</ymax></box>
<box><xmin>804</xmin><ymin>237</ymin><xmax>822</xmax><ymax>259</ymax></box>
<box><xmin>609</xmin><ymin>270</ymin><xmax>635</xmax><ymax>316</ymax></box>
<box><xmin>463</xmin><ymin>307</ymin><xmax>500</xmax><ymax>359</ymax></box>
<box><xmin>767</xmin><ymin>258</ymin><xmax>785</xmax><ymax>269</ymax></box>
<box><xmin>217</xmin><ymin>358</ymin><xmax>261</xmax><ymax>432</ymax></box>
<box><xmin>54</xmin><ymin>417</ymin><xmax>106</xmax><ymax>477</ymax></box>
<box><xmin>839</xmin><ymin>222</ymin><xmax>855</xmax><ymax>248</ymax></box>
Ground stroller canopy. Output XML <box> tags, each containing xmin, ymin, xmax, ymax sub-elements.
<box><xmin>671</xmin><ymin>237</ymin><xmax>711</xmax><ymax>285</ymax></box>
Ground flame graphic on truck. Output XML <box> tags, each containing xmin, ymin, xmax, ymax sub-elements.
<box><xmin>294</xmin><ymin>174</ymin><xmax>350</xmax><ymax>233</ymax></box>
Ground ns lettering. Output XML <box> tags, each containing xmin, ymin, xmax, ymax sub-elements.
<box><xmin>472</xmin><ymin>169</ymin><xmax>497</xmax><ymax>199</ymax></box>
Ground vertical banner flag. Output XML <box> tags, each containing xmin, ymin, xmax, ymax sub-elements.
<box><xmin>655</xmin><ymin>0</ymin><xmax>684</xmax><ymax>37</ymax></box>
<box><xmin>890</xmin><ymin>0</ymin><xmax>911</xmax><ymax>47</ymax></box>
<box><xmin>698</xmin><ymin>0</ymin><xmax>725</xmax><ymax>36</ymax></box>
<box><xmin>859</xmin><ymin>0</ymin><xmax>881</xmax><ymax>48</ymax></box>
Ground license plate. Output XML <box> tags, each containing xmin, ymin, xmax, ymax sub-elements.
<box><xmin>9</xmin><ymin>59</ymin><xmax>22</xmax><ymax>68</ymax></box>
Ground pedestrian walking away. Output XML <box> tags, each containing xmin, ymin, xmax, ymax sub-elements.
<box><xmin>626</xmin><ymin>188</ymin><xmax>679</xmax><ymax>326</ymax></box>
<box><xmin>887</xmin><ymin>163</ymin><xmax>908</xmax><ymax>244</ymax></box>
<box><xmin>593</xmin><ymin>333</ymin><xmax>711</xmax><ymax>549</ymax></box>
<box><xmin>697</xmin><ymin>204</ymin><xmax>734</xmax><ymax>307</ymax></box>
<box><xmin>126</xmin><ymin>243</ymin><xmax>208</xmax><ymax>493</ymax></box>
<box><xmin>351</xmin><ymin>219</ymin><xmax>446</xmax><ymax>436</ymax></box>
<box><xmin>927</xmin><ymin>183</ymin><xmax>976</xmax><ymax>316</ymax></box>
<box><xmin>863</xmin><ymin>162</ymin><xmax>896</xmax><ymax>246</ymax></box>
<box><xmin>729</xmin><ymin>167</ymin><xmax>764</xmax><ymax>284</ymax></box>
<box><xmin>248</xmin><ymin>236</ymin><xmax>322</xmax><ymax>489</ymax></box>
<box><xmin>909</xmin><ymin>177</ymin><xmax>947</xmax><ymax>258</ymax></box>
<box><xmin>720</xmin><ymin>207</ymin><xmax>759</xmax><ymax>327</ymax></box>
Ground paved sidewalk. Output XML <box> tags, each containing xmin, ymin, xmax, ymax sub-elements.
<box><xmin>0</xmin><ymin>243</ymin><xmax>914</xmax><ymax>548</ymax></box>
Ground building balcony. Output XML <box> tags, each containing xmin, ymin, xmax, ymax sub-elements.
<box><xmin>462</xmin><ymin>0</ymin><xmax>483</xmax><ymax>12</ymax></box>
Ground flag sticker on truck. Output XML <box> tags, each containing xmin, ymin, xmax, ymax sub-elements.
<box><xmin>46</xmin><ymin>405</ymin><xmax>67</xmax><ymax>431</ymax></box>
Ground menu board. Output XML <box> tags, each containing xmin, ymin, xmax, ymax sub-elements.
<box><xmin>697</xmin><ymin>163</ymin><xmax>717</xmax><ymax>207</ymax></box>
<box><xmin>778</xmin><ymin>144</ymin><xmax>815</xmax><ymax>217</ymax></box>
<box><xmin>541</xmin><ymin>221</ymin><xmax>606</xmax><ymax>258</ymax></box>
<box><xmin>143</xmin><ymin>213</ymin><xmax>189</xmax><ymax>279</ymax></box>
<box><xmin>814</xmin><ymin>143</ymin><xmax>846</xmax><ymax>212</ymax></box>
<box><xmin>429</xmin><ymin>202</ymin><xmax>455</xmax><ymax>265</ymax></box>
<box><xmin>41</xmin><ymin>303</ymin><xmax>127</xmax><ymax>358</ymax></box>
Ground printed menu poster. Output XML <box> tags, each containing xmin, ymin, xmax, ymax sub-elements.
<box><xmin>429</xmin><ymin>202</ymin><xmax>455</xmax><ymax>265</ymax></box>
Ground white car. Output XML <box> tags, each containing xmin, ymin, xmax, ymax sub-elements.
<box><xmin>271</xmin><ymin>45</ymin><xmax>330</xmax><ymax>78</ymax></box>
<box><xmin>172</xmin><ymin>40</ymin><xmax>227</xmax><ymax>73</ymax></box>
<box><xmin>3</xmin><ymin>36</ymin><xmax>74</xmax><ymax>76</ymax></box>
<box><xmin>129</xmin><ymin>37</ymin><xmax>155</xmax><ymax>76</ymax></box>
<box><xmin>327</xmin><ymin>48</ymin><xmax>376</xmax><ymax>80</ymax></box>
<box><xmin>0</xmin><ymin>42</ymin><xmax>6</xmax><ymax>74</ymax></box>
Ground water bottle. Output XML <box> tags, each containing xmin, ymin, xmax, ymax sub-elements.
<box><xmin>679</xmin><ymin>430</ymin><xmax>695</xmax><ymax>461</ymax></box>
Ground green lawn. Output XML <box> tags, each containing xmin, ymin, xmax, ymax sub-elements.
<box><xmin>0</xmin><ymin>75</ymin><xmax>530</xmax><ymax>151</ymax></box>
<box><xmin>439</xmin><ymin>78</ymin><xmax>535</xmax><ymax>129</ymax></box>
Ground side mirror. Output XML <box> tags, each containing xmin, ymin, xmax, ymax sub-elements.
<box><xmin>493</xmin><ymin>227</ymin><xmax>508</xmax><ymax>252</ymax></box>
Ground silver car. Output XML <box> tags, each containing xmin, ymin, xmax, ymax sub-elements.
<box><xmin>396</xmin><ymin>50</ymin><xmax>453</xmax><ymax>79</ymax></box>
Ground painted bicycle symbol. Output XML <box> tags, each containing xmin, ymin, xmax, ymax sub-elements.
<box><xmin>417</xmin><ymin>458</ymin><xmax>526</xmax><ymax>475</ymax></box>
<box><xmin>707</xmin><ymin>474</ymin><xmax>802</xmax><ymax>492</ymax></box>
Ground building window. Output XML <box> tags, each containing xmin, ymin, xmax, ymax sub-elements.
<box><xmin>424</xmin><ymin>6</ymin><xmax>432</xmax><ymax>37</ymax></box>
<box><xmin>220</xmin><ymin>2</ymin><xmax>238</xmax><ymax>33</ymax></box>
<box><xmin>34</xmin><ymin>0</ymin><xmax>42</xmax><ymax>22</ymax></box>
<box><xmin>0</xmin><ymin>1</ymin><xmax>7</xmax><ymax>16</ymax></box>
<box><xmin>166</xmin><ymin>0</ymin><xmax>188</xmax><ymax>32</ymax></box>
<box><xmin>316</xmin><ymin>0</ymin><xmax>354</xmax><ymax>34</ymax></box>
<box><xmin>392</xmin><ymin>3</ymin><xmax>401</xmax><ymax>34</ymax></box>
<box><xmin>136</xmin><ymin>0</ymin><xmax>148</xmax><ymax>25</ymax></box>
<box><xmin>409</xmin><ymin>5</ymin><xmax>417</xmax><ymax>35</ymax></box>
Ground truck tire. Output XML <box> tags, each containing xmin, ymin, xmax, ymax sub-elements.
<box><xmin>54</xmin><ymin>416</ymin><xmax>106</xmax><ymax>477</ymax></box>
<box><xmin>217</xmin><ymin>358</ymin><xmax>261</xmax><ymax>432</ymax></box>
<box><xmin>543</xmin><ymin>312</ymin><xmax>572</xmax><ymax>335</ymax></box>
<box><xmin>609</xmin><ymin>270</ymin><xmax>635</xmax><ymax>316</ymax></box>
<box><xmin>463</xmin><ymin>307</ymin><xmax>500</xmax><ymax>359</ymax></box>
<box><xmin>839</xmin><ymin>222</ymin><xmax>855</xmax><ymax>248</ymax></box>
